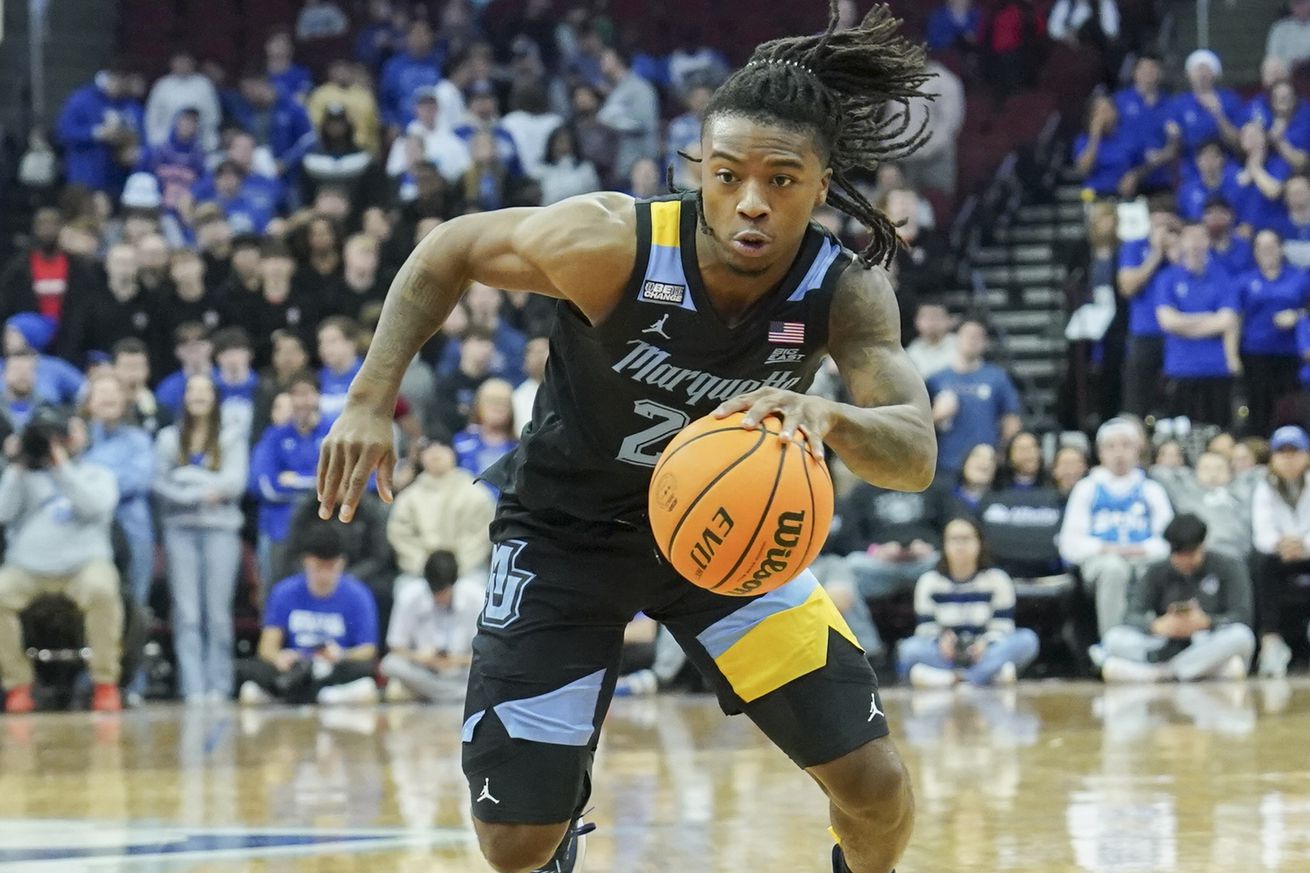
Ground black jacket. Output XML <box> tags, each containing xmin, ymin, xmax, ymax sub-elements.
<box><xmin>0</xmin><ymin>249</ymin><xmax>98</xmax><ymax>362</ymax></box>
<box><xmin>1128</xmin><ymin>551</ymin><xmax>1253</xmax><ymax>633</ymax></box>
<box><xmin>829</xmin><ymin>482</ymin><xmax>951</xmax><ymax>554</ymax></box>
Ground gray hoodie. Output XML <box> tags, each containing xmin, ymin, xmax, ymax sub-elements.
<box><xmin>1149</xmin><ymin>464</ymin><xmax>1252</xmax><ymax>558</ymax></box>
<box><xmin>151</xmin><ymin>425</ymin><xmax>249</xmax><ymax>531</ymax></box>
<box><xmin>0</xmin><ymin>460</ymin><xmax>118</xmax><ymax>575</ymax></box>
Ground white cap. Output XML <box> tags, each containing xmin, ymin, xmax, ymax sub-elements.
<box><xmin>1185</xmin><ymin>49</ymin><xmax>1223</xmax><ymax>79</ymax></box>
<box><xmin>120</xmin><ymin>172</ymin><xmax>162</xmax><ymax>210</ymax></box>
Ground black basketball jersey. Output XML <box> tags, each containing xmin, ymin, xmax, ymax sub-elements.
<box><xmin>483</xmin><ymin>191</ymin><xmax>855</xmax><ymax>524</ymax></box>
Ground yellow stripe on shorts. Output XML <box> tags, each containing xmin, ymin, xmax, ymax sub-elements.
<box><xmin>713</xmin><ymin>584</ymin><xmax>862</xmax><ymax>703</ymax></box>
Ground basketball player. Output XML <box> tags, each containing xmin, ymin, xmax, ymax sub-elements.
<box><xmin>317</xmin><ymin>5</ymin><xmax>935</xmax><ymax>872</ymax></box>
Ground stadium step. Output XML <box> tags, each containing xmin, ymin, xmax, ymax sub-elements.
<box><xmin>1005</xmin><ymin>334</ymin><xmax>1066</xmax><ymax>356</ymax></box>
<box><xmin>971</xmin><ymin>243</ymin><xmax>1055</xmax><ymax>265</ymax></box>
<box><xmin>994</xmin><ymin>224</ymin><xmax>1085</xmax><ymax>244</ymax></box>
<box><xmin>990</xmin><ymin>310</ymin><xmax>1058</xmax><ymax>332</ymax></box>
<box><xmin>1025</xmin><ymin>388</ymin><xmax>1059</xmax><ymax>409</ymax></box>
<box><xmin>1055</xmin><ymin>185</ymin><xmax>1087</xmax><ymax>204</ymax></box>
<box><xmin>1017</xmin><ymin>204</ymin><xmax>1085</xmax><ymax>224</ymax></box>
<box><xmin>941</xmin><ymin>288</ymin><xmax>1007</xmax><ymax>310</ymax></box>
<box><xmin>1011</xmin><ymin>359</ymin><xmax>1062</xmax><ymax>380</ymax></box>
<box><xmin>1022</xmin><ymin>286</ymin><xmax>1064</xmax><ymax>308</ymax></box>
<box><xmin>977</xmin><ymin>263</ymin><xmax>1067</xmax><ymax>287</ymax></box>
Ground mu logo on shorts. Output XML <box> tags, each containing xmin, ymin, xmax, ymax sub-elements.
<box><xmin>482</xmin><ymin>541</ymin><xmax>535</xmax><ymax>629</ymax></box>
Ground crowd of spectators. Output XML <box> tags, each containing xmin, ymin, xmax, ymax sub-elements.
<box><xmin>1049</xmin><ymin>7</ymin><xmax>1310</xmax><ymax>686</ymax></box>
<box><xmin>4</xmin><ymin>0</ymin><xmax>1307</xmax><ymax>711</ymax></box>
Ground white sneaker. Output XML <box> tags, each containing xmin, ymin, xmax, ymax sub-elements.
<box><xmin>1217</xmin><ymin>655</ymin><xmax>1249</xmax><ymax>681</ymax></box>
<box><xmin>909</xmin><ymin>663</ymin><xmax>957</xmax><ymax>688</ymax></box>
<box><xmin>1258</xmin><ymin>636</ymin><xmax>1292</xmax><ymax>679</ymax></box>
<box><xmin>383</xmin><ymin>681</ymin><xmax>415</xmax><ymax>703</ymax></box>
<box><xmin>238</xmin><ymin>681</ymin><xmax>273</xmax><ymax>706</ymax></box>
<box><xmin>1101</xmin><ymin>656</ymin><xmax>1168</xmax><ymax>684</ymax></box>
<box><xmin>994</xmin><ymin>662</ymin><xmax>1018</xmax><ymax>685</ymax></box>
<box><xmin>317</xmin><ymin>677</ymin><xmax>380</xmax><ymax>706</ymax></box>
<box><xmin>614</xmin><ymin>669</ymin><xmax>658</xmax><ymax>697</ymax></box>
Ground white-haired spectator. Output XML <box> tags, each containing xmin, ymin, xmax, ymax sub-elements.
<box><xmin>1059</xmin><ymin>418</ymin><xmax>1174</xmax><ymax>637</ymax></box>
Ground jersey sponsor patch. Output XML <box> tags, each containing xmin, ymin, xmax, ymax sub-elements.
<box><xmin>639</xmin><ymin>279</ymin><xmax>687</xmax><ymax>306</ymax></box>
<box><xmin>768</xmin><ymin>321</ymin><xmax>805</xmax><ymax>345</ymax></box>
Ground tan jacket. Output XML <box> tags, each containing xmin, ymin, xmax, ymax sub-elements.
<box><xmin>386</xmin><ymin>469</ymin><xmax>495</xmax><ymax>577</ymax></box>
<box><xmin>307</xmin><ymin>83</ymin><xmax>381</xmax><ymax>154</ymax></box>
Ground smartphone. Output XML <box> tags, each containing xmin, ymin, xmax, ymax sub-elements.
<box><xmin>1167</xmin><ymin>601</ymin><xmax>1194</xmax><ymax>615</ymax></box>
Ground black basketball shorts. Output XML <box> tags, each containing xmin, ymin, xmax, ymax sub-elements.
<box><xmin>460</xmin><ymin>496</ymin><xmax>890</xmax><ymax>824</ymax></box>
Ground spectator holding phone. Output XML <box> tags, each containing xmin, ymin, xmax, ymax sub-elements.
<box><xmin>235</xmin><ymin>522</ymin><xmax>379</xmax><ymax>705</ymax></box>
<box><xmin>1097</xmin><ymin>513</ymin><xmax>1254</xmax><ymax>682</ymax></box>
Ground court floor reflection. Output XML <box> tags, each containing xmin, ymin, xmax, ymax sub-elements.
<box><xmin>0</xmin><ymin>679</ymin><xmax>1307</xmax><ymax>871</ymax></box>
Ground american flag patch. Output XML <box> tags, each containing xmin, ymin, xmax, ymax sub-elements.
<box><xmin>767</xmin><ymin>321</ymin><xmax>805</xmax><ymax>345</ymax></box>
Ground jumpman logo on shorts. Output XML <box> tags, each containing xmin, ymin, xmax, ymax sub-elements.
<box><xmin>642</xmin><ymin>314</ymin><xmax>671</xmax><ymax>340</ymax></box>
<box><xmin>868</xmin><ymin>692</ymin><xmax>883</xmax><ymax>723</ymax></box>
<box><xmin>477</xmin><ymin>778</ymin><xmax>501</xmax><ymax>804</ymax></box>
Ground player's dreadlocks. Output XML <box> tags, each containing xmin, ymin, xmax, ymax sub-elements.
<box><xmin>690</xmin><ymin>1</ymin><xmax>933</xmax><ymax>269</ymax></box>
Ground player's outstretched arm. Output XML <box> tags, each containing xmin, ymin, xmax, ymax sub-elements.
<box><xmin>316</xmin><ymin>192</ymin><xmax>635</xmax><ymax>522</ymax></box>
<box><xmin>823</xmin><ymin>266</ymin><xmax>936</xmax><ymax>491</ymax></box>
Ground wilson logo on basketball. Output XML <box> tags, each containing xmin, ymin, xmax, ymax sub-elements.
<box><xmin>727</xmin><ymin>511</ymin><xmax>806</xmax><ymax>596</ymax></box>
<box><xmin>648</xmin><ymin>410</ymin><xmax>833</xmax><ymax>597</ymax></box>
<box><xmin>689</xmin><ymin>507</ymin><xmax>735</xmax><ymax>577</ymax></box>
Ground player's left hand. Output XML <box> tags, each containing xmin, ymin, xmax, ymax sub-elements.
<box><xmin>713</xmin><ymin>389</ymin><xmax>833</xmax><ymax>456</ymax></box>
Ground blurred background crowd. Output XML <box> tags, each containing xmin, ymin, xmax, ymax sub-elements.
<box><xmin>0</xmin><ymin>0</ymin><xmax>1306</xmax><ymax>713</ymax></box>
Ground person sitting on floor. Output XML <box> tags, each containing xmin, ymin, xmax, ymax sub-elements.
<box><xmin>235</xmin><ymin>522</ymin><xmax>379</xmax><ymax>706</ymax></box>
<box><xmin>379</xmin><ymin>550</ymin><xmax>482</xmax><ymax>702</ymax></box>
<box><xmin>896</xmin><ymin>516</ymin><xmax>1040</xmax><ymax>688</ymax></box>
<box><xmin>1096</xmin><ymin>513</ymin><xmax>1255</xmax><ymax>683</ymax></box>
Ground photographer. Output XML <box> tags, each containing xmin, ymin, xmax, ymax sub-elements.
<box><xmin>896</xmin><ymin>516</ymin><xmax>1040</xmax><ymax>688</ymax></box>
<box><xmin>0</xmin><ymin>409</ymin><xmax>123</xmax><ymax>713</ymax></box>
<box><xmin>234</xmin><ymin>522</ymin><xmax>379</xmax><ymax>706</ymax></box>
<box><xmin>1097</xmin><ymin>513</ymin><xmax>1255</xmax><ymax>683</ymax></box>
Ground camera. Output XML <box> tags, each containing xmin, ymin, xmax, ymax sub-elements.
<box><xmin>273</xmin><ymin>659</ymin><xmax>312</xmax><ymax>695</ymax></box>
<box><xmin>17</xmin><ymin>411</ymin><xmax>67</xmax><ymax>469</ymax></box>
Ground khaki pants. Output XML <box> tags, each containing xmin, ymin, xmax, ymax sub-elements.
<box><xmin>0</xmin><ymin>560</ymin><xmax>123</xmax><ymax>687</ymax></box>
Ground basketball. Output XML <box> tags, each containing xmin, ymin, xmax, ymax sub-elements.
<box><xmin>648</xmin><ymin>411</ymin><xmax>834</xmax><ymax>597</ymax></box>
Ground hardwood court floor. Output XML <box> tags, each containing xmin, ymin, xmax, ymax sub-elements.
<box><xmin>1</xmin><ymin>679</ymin><xmax>1308</xmax><ymax>872</ymax></box>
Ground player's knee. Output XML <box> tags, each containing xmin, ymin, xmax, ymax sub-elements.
<box><xmin>475</xmin><ymin>821</ymin><xmax>567</xmax><ymax>873</ymax></box>
<box><xmin>821</xmin><ymin>741</ymin><xmax>914</xmax><ymax>830</ymax></box>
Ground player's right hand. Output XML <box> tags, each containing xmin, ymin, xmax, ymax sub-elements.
<box><xmin>316</xmin><ymin>399</ymin><xmax>397</xmax><ymax>523</ymax></box>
